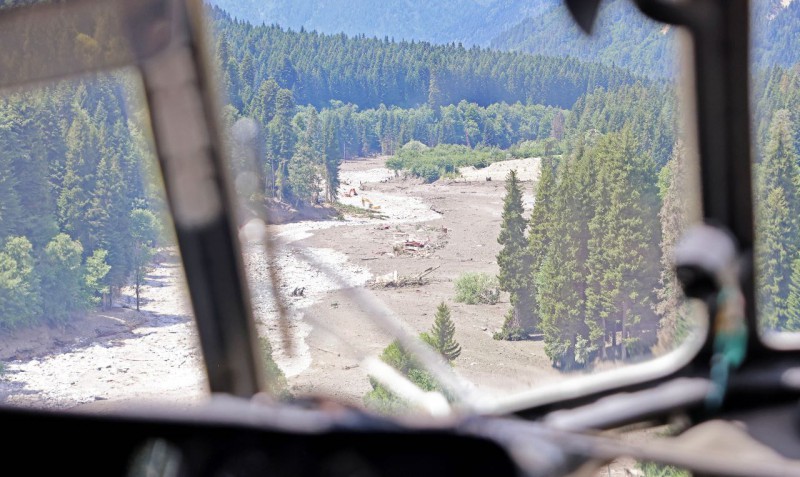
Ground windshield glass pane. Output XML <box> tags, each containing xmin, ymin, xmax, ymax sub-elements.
<box><xmin>0</xmin><ymin>70</ymin><xmax>207</xmax><ymax>410</ymax></box>
<box><xmin>209</xmin><ymin>0</ymin><xmax>701</xmax><ymax>412</ymax></box>
<box><xmin>751</xmin><ymin>0</ymin><xmax>800</xmax><ymax>339</ymax></box>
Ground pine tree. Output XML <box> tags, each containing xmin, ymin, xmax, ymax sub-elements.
<box><xmin>496</xmin><ymin>169</ymin><xmax>532</xmax><ymax>340</ymax></box>
<box><xmin>523</xmin><ymin>157</ymin><xmax>558</xmax><ymax>332</ymax></box>
<box><xmin>585</xmin><ymin>131</ymin><xmax>660</xmax><ymax>360</ymax></box>
<box><xmin>756</xmin><ymin>109</ymin><xmax>800</xmax><ymax>330</ymax></box>
<box><xmin>537</xmin><ymin>143</ymin><xmax>594</xmax><ymax>369</ymax></box>
<box><xmin>58</xmin><ymin>106</ymin><xmax>98</xmax><ymax>250</ymax></box>
<box><xmin>266</xmin><ymin>89</ymin><xmax>296</xmax><ymax>201</ymax></box>
<box><xmin>288</xmin><ymin>145</ymin><xmax>321</xmax><ymax>205</ymax></box>
<box><xmin>424</xmin><ymin>302</ymin><xmax>461</xmax><ymax>362</ymax></box>
<box><xmin>321</xmin><ymin>111</ymin><xmax>341</xmax><ymax>202</ymax></box>
<box><xmin>654</xmin><ymin>142</ymin><xmax>690</xmax><ymax>349</ymax></box>
<box><xmin>83</xmin><ymin>248</ymin><xmax>111</xmax><ymax>308</ymax></box>
<box><xmin>0</xmin><ymin>147</ymin><xmax>22</xmax><ymax>242</ymax></box>
<box><xmin>0</xmin><ymin>236</ymin><xmax>41</xmax><ymax>328</ymax></box>
<box><xmin>130</xmin><ymin>209</ymin><xmax>158</xmax><ymax>311</ymax></box>
<box><xmin>39</xmin><ymin>233</ymin><xmax>88</xmax><ymax>323</ymax></box>
<box><xmin>248</xmin><ymin>79</ymin><xmax>280</xmax><ymax>126</ymax></box>
<box><xmin>428</xmin><ymin>69</ymin><xmax>444</xmax><ymax>108</ymax></box>
<box><xmin>87</xmin><ymin>149</ymin><xmax>132</xmax><ymax>301</ymax></box>
<box><xmin>786</xmin><ymin>255</ymin><xmax>800</xmax><ymax>331</ymax></box>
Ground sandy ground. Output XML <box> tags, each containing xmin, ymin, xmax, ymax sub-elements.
<box><xmin>280</xmin><ymin>156</ymin><xmax>572</xmax><ymax>405</ymax></box>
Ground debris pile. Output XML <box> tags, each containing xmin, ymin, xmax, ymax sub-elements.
<box><xmin>367</xmin><ymin>266</ymin><xmax>440</xmax><ymax>289</ymax></box>
<box><xmin>382</xmin><ymin>225</ymin><xmax>448</xmax><ymax>258</ymax></box>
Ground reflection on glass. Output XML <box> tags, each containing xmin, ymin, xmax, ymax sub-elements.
<box><xmin>212</xmin><ymin>0</ymin><xmax>699</xmax><ymax>414</ymax></box>
<box><xmin>0</xmin><ymin>71</ymin><xmax>206</xmax><ymax>410</ymax></box>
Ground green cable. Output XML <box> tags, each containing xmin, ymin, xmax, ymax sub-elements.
<box><xmin>706</xmin><ymin>287</ymin><xmax>747</xmax><ymax>410</ymax></box>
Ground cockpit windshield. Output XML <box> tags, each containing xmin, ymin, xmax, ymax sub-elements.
<box><xmin>0</xmin><ymin>0</ymin><xmax>795</xmax><ymax>429</ymax></box>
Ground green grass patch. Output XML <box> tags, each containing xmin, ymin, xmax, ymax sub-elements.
<box><xmin>638</xmin><ymin>461</ymin><xmax>691</xmax><ymax>477</ymax></box>
<box><xmin>508</xmin><ymin>138</ymin><xmax>565</xmax><ymax>158</ymax></box>
<box><xmin>387</xmin><ymin>142</ymin><xmax>507</xmax><ymax>183</ymax></box>
<box><xmin>454</xmin><ymin>272</ymin><xmax>500</xmax><ymax>305</ymax></box>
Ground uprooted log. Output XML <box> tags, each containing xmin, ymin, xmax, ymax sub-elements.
<box><xmin>368</xmin><ymin>265</ymin><xmax>440</xmax><ymax>289</ymax></box>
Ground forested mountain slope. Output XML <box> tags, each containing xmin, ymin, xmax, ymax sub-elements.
<box><xmin>211</xmin><ymin>8</ymin><xmax>642</xmax><ymax>111</ymax></box>
<box><xmin>491</xmin><ymin>0</ymin><xmax>674</xmax><ymax>78</ymax></box>
<box><xmin>205</xmin><ymin>0</ymin><xmax>556</xmax><ymax>46</ymax></box>
<box><xmin>492</xmin><ymin>0</ymin><xmax>800</xmax><ymax>78</ymax></box>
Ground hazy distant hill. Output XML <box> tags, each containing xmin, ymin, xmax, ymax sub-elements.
<box><xmin>491</xmin><ymin>0</ymin><xmax>800</xmax><ymax>78</ymax></box>
<box><xmin>205</xmin><ymin>0</ymin><xmax>557</xmax><ymax>46</ymax></box>
<box><xmin>491</xmin><ymin>0</ymin><xmax>675</xmax><ymax>77</ymax></box>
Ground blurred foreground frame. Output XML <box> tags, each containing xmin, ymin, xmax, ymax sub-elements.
<box><xmin>0</xmin><ymin>0</ymin><xmax>266</xmax><ymax>398</ymax></box>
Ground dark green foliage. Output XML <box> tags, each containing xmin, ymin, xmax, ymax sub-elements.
<box><xmin>493</xmin><ymin>309</ymin><xmax>525</xmax><ymax>341</ymax></box>
<box><xmin>210</xmin><ymin>8</ymin><xmax>641</xmax><ymax>111</ymax></box>
<box><xmin>535</xmin><ymin>148</ymin><xmax>595</xmax><ymax>369</ymax></box>
<box><xmin>0</xmin><ymin>237</ymin><xmax>40</xmax><ymax>328</ymax></box>
<box><xmin>787</xmin><ymin>256</ymin><xmax>800</xmax><ymax>331</ymax></box>
<box><xmin>654</xmin><ymin>143</ymin><xmax>691</xmax><ymax>349</ymax></box>
<box><xmin>0</xmin><ymin>73</ymin><xmax>159</xmax><ymax>330</ymax></box>
<box><xmin>363</xmin><ymin>338</ymin><xmax>439</xmax><ymax>413</ymax></box>
<box><xmin>130</xmin><ymin>209</ymin><xmax>158</xmax><ymax>312</ymax></box>
<box><xmin>389</xmin><ymin>142</ymin><xmax>508</xmax><ymax>182</ymax></box>
<box><xmin>521</xmin><ymin>156</ymin><xmax>558</xmax><ymax>335</ymax></box>
<box><xmin>39</xmin><ymin>233</ymin><xmax>88</xmax><ymax>323</ymax></box>
<box><xmin>509</xmin><ymin>139</ymin><xmax>565</xmax><ymax>158</ymax></box>
<box><xmin>425</xmin><ymin>302</ymin><xmax>461</xmax><ymax>362</ymax></box>
<box><xmin>638</xmin><ymin>461</ymin><xmax>691</xmax><ymax>477</ymax></box>
<box><xmin>267</xmin><ymin>89</ymin><xmax>296</xmax><ymax>201</ymax></box>
<box><xmin>584</xmin><ymin>131</ymin><xmax>660</xmax><ymax>360</ymax></box>
<box><xmin>83</xmin><ymin>248</ymin><xmax>111</xmax><ymax>308</ymax></box>
<box><xmin>58</xmin><ymin>106</ymin><xmax>98</xmax><ymax>250</ymax></box>
<box><xmin>288</xmin><ymin>145</ymin><xmax>321</xmax><ymax>205</ymax></box>
<box><xmin>364</xmin><ymin>303</ymin><xmax>461</xmax><ymax>411</ymax></box>
<box><xmin>565</xmin><ymin>83</ymin><xmax>677</xmax><ymax>169</ymax></box>
<box><xmin>756</xmin><ymin>110</ymin><xmax>800</xmax><ymax>331</ymax></box>
<box><xmin>531</xmin><ymin>131</ymin><xmax>661</xmax><ymax>368</ymax></box>
<box><xmin>454</xmin><ymin>272</ymin><xmax>500</xmax><ymax>305</ymax></box>
<box><xmin>497</xmin><ymin>170</ymin><xmax>534</xmax><ymax>336</ymax></box>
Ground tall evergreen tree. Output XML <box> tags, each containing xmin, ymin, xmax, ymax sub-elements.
<box><xmin>266</xmin><ymin>88</ymin><xmax>296</xmax><ymax>201</ymax></box>
<box><xmin>287</xmin><ymin>145</ymin><xmax>321</xmax><ymax>205</ymax></box>
<box><xmin>130</xmin><ymin>209</ymin><xmax>159</xmax><ymax>311</ymax></box>
<box><xmin>58</xmin><ymin>106</ymin><xmax>99</xmax><ymax>250</ymax></box>
<box><xmin>496</xmin><ymin>169</ymin><xmax>532</xmax><ymax>340</ymax></box>
<box><xmin>654</xmin><ymin>142</ymin><xmax>690</xmax><ymax>349</ymax></box>
<box><xmin>585</xmin><ymin>131</ymin><xmax>660</xmax><ymax>360</ymax></box>
<box><xmin>0</xmin><ymin>147</ymin><xmax>22</xmax><ymax>241</ymax></box>
<box><xmin>423</xmin><ymin>302</ymin><xmax>461</xmax><ymax>362</ymax></box>
<box><xmin>537</xmin><ymin>142</ymin><xmax>595</xmax><ymax>369</ymax></box>
<box><xmin>787</xmin><ymin>255</ymin><xmax>800</xmax><ymax>332</ymax></box>
<box><xmin>523</xmin><ymin>157</ymin><xmax>558</xmax><ymax>333</ymax></box>
<box><xmin>757</xmin><ymin>110</ymin><xmax>800</xmax><ymax>330</ymax></box>
<box><xmin>321</xmin><ymin>110</ymin><xmax>341</xmax><ymax>202</ymax></box>
<box><xmin>0</xmin><ymin>236</ymin><xmax>40</xmax><ymax>328</ymax></box>
<box><xmin>39</xmin><ymin>233</ymin><xmax>88</xmax><ymax>323</ymax></box>
<box><xmin>83</xmin><ymin>248</ymin><xmax>111</xmax><ymax>308</ymax></box>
